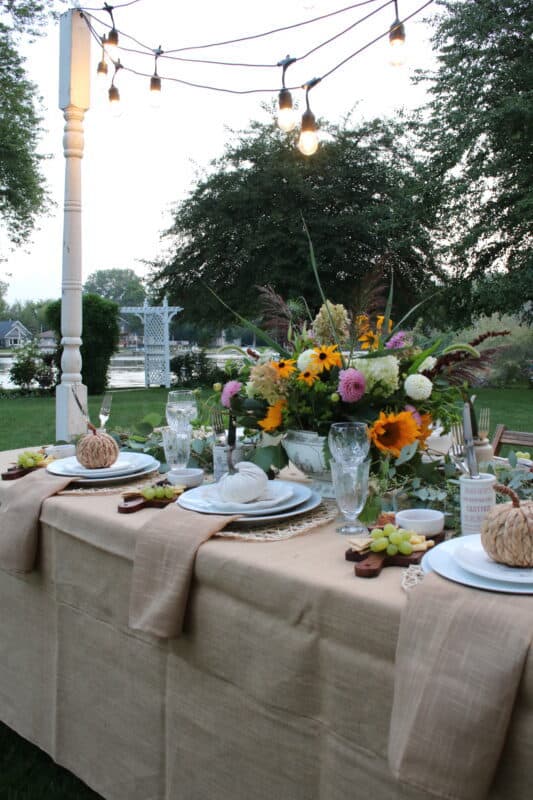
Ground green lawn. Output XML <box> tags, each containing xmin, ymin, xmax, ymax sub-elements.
<box><xmin>0</xmin><ymin>386</ymin><xmax>531</xmax><ymax>452</ymax></box>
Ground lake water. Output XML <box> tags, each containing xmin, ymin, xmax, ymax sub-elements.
<box><xmin>0</xmin><ymin>352</ymin><xmax>237</xmax><ymax>390</ymax></box>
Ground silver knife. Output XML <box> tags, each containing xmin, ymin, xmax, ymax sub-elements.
<box><xmin>462</xmin><ymin>402</ymin><xmax>480</xmax><ymax>479</ymax></box>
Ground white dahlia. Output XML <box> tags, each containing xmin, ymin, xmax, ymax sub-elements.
<box><xmin>418</xmin><ymin>356</ymin><xmax>437</xmax><ymax>373</ymax></box>
<box><xmin>297</xmin><ymin>349</ymin><xmax>317</xmax><ymax>372</ymax></box>
<box><xmin>404</xmin><ymin>373</ymin><xmax>433</xmax><ymax>401</ymax></box>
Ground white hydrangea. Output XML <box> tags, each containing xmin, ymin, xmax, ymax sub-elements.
<box><xmin>297</xmin><ymin>349</ymin><xmax>317</xmax><ymax>372</ymax></box>
<box><xmin>245</xmin><ymin>381</ymin><xmax>257</xmax><ymax>398</ymax></box>
<box><xmin>351</xmin><ymin>355</ymin><xmax>399</xmax><ymax>398</ymax></box>
<box><xmin>404</xmin><ymin>373</ymin><xmax>433</xmax><ymax>401</ymax></box>
<box><xmin>418</xmin><ymin>356</ymin><xmax>437</xmax><ymax>373</ymax></box>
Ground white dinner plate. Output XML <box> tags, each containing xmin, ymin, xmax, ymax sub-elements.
<box><xmin>192</xmin><ymin>481</ymin><xmax>294</xmax><ymax>513</ymax></box>
<box><xmin>47</xmin><ymin>452</ymin><xmax>156</xmax><ymax>479</ymax></box>
<box><xmin>422</xmin><ymin>537</ymin><xmax>533</xmax><ymax>594</ymax></box>
<box><xmin>227</xmin><ymin>490</ymin><xmax>322</xmax><ymax>527</ymax></box>
<box><xmin>178</xmin><ymin>480</ymin><xmax>312</xmax><ymax>517</ymax></box>
<box><xmin>453</xmin><ymin>536</ymin><xmax>533</xmax><ymax>584</ymax></box>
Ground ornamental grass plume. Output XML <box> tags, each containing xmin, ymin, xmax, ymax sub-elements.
<box><xmin>312</xmin><ymin>301</ymin><xmax>350</xmax><ymax>344</ymax></box>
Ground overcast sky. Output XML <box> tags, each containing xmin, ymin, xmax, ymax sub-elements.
<box><xmin>2</xmin><ymin>0</ymin><xmax>437</xmax><ymax>304</ymax></box>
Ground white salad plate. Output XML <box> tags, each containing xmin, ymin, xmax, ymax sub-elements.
<box><xmin>227</xmin><ymin>490</ymin><xmax>322</xmax><ymax>527</ymax></box>
<box><xmin>422</xmin><ymin>536</ymin><xmax>533</xmax><ymax>595</ymax></box>
<box><xmin>47</xmin><ymin>452</ymin><xmax>159</xmax><ymax>482</ymax></box>
<box><xmin>178</xmin><ymin>480</ymin><xmax>312</xmax><ymax>517</ymax></box>
<box><xmin>453</xmin><ymin>535</ymin><xmax>533</xmax><ymax>584</ymax></box>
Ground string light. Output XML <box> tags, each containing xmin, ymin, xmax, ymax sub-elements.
<box><xmin>150</xmin><ymin>47</ymin><xmax>163</xmax><ymax>108</ymax></box>
<box><xmin>297</xmin><ymin>79</ymin><xmax>321</xmax><ymax>156</ymax></box>
<box><xmin>108</xmin><ymin>61</ymin><xmax>122</xmax><ymax>117</ymax></box>
<box><xmin>103</xmin><ymin>3</ymin><xmax>119</xmax><ymax>61</ymax></box>
<box><xmin>277</xmin><ymin>56</ymin><xmax>297</xmax><ymax>133</ymax></box>
<box><xmin>389</xmin><ymin>0</ymin><xmax>406</xmax><ymax>66</ymax></box>
<box><xmin>96</xmin><ymin>35</ymin><xmax>109</xmax><ymax>84</ymax></box>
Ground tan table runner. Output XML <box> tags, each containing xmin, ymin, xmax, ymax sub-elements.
<box><xmin>0</xmin><ymin>469</ymin><xmax>72</xmax><ymax>572</ymax></box>
<box><xmin>129</xmin><ymin>504</ymin><xmax>239</xmax><ymax>638</ymax></box>
<box><xmin>388</xmin><ymin>572</ymin><xmax>533</xmax><ymax>800</ymax></box>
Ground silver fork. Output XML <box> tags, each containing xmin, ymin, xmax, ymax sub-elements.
<box><xmin>449</xmin><ymin>438</ymin><xmax>468</xmax><ymax>474</ymax></box>
<box><xmin>451</xmin><ymin>422</ymin><xmax>463</xmax><ymax>448</ymax></box>
<box><xmin>210</xmin><ymin>410</ymin><xmax>227</xmax><ymax>444</ymax></box>
<box><xmin>478</xmin><ymin>407</ymin><xmax>490</xmax><ymax>440</ymax></box>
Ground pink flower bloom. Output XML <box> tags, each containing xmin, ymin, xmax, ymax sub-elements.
<box><xmin>405</xmin><ymin>404</ymin><xmax>422</xmax><ymax>426</ymax></box>
<box><xmin>221</xmin><ymin>380</ymin><xmax>242</xmax><ymax>408</ymax></box>
<box><xmin>338</xmin><ymin>369</ymin><xmax>366</xmax><ymax>403</ymax></box>
<box><xmin>386</xmin><ymin>331</ymin><xmax>407</xmax><ymax>349</ymax></box>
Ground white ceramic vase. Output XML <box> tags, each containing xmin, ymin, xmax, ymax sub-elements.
<box><xmin>282</xmin><ymin>430</ymin><xmax>334</xmax><ymax>498</ymax></box>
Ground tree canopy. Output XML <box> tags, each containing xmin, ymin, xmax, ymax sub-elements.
<box><xmin>150</xmin><ymin>115</ymin><xmax>442</xmax><ymax>327</ymax></box>
<box><xmin>83</xmin><ymin>268</ymin><xmax>146</xmax><ymax>307</ymax></box>
<box><xmin>418</xmin><ymin>0</ymin><xmax>533</xmax><ymax>324</ymax></box>
<box><xmin>0</xmin><ymin>1</ymin><xmax>56</xmax><ymax>243</ymax></box>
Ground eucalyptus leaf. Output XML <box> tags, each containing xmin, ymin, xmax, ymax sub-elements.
<box><xmin>395</xmin><ymin>441</ymin><xmax>419</xmax><ymax>466</ymax></box>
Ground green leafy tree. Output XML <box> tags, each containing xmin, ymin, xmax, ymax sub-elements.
<box><xmin>83</xmin><ymin>268</ymin><xmax>146</xmax><ymax>306</ymax></box>
<box><xmin>6</xmin><ymin>297</ymin><xmax>53</xmax><ymax>333</ymax></box>
<box><xmin>0</xmin><ymin>277</ymin><xmax>8</xmax><ymax>317</ymax></box>
<box><xmin>46</xmin><ymin>293</ymin><xmax>120</xmax><ymax>395</ymax></box>
<box><xmin>0</xmin><ymin>1</ymin><xmax>58</xmax><ymax>243</ymax></box>
<box><xmin>150</xmin><ymin>115</ymin><xmax>442</xmax><ymax>326</ymax></box>
<box><xmin>417</xmin><ymin>0</ymin><xmax>533</xmax><ymax>324</ymax></box>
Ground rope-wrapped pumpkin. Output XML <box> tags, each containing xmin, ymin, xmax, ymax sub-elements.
<box><xmin>481</xmin><ymin>484</ymin><xmax>533</xmax><ymax>567</ymax></box>
<box><xmin>76</xmin><ymin>425</ymin><xmax>120</xmax><ymax>469</ymax></box>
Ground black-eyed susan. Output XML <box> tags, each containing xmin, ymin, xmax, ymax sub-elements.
<box><xmin>358</xmin><ymin>329</ymin><xmax>380</xmax><ymax>351</ymax></box>
<box><xmin>310</xmin><ymin>345</ymin><xmax>342</xmax><ymax>372</ymax></box>
<box><xmin>376</xmin><ymin>315</ymin><xmax>393</xmax><ymax>333</ymax></box>
<box><xmin>272</xmin><ymin>358</ymin><xmax>296</xmax><ymax>379</ymax></box>
<box><xmin>297</xmin><ymin>369</ymin><xmax>319</xmax><ymax>387</ymax></box>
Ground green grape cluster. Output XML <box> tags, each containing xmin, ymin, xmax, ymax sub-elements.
<box><xmin>17</xmin><ymin>450</ymin><xmax>45</xmax><ymax>469</ymax></box>
<box><xmin>369</xmin><ymin>523</ymin><xmax>414</xmax><ymax>557</ymax></box>
<box><xmin>140</xmin><ymin>485</ymin><xmax>176</xmax><ymax>501</ymax></box>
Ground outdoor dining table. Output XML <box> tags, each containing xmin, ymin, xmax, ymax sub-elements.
<box><xmin>0</xmin><ymin>447</ymin><xmax>531</xmax><ymax>800</ymax></box>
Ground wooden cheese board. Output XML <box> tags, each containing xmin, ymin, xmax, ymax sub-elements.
<box><xmin>118</xmin><ymin>496</ymin><xmax>177</xmax><ymax>514</ymax></box>
<box><xmin>1</xmin><ymin>465</ymin><xmax>42</xmax><ymax>481</ymax></box>
<box><xmin>345</xmin><ymin>530</ymin><xmax>447</xmax><ymax>578</ymax></box>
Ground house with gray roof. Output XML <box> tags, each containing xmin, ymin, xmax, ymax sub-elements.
<box><xmin>0</xmin><ymin>320</ymin><xmax>32</xmax><ymax>348</ymax></box>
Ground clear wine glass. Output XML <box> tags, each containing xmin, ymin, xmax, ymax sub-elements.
<box><xmin>166</xmin><ymin>390</ymin><xmax>198</xmax><ymax>432</ymax></box>
<box><xmin>330</xmin><ymin>460</ymin><xmax>370</xmax><ymax>536</ymax></box>
<box><xmin>328</xmin><ymin>422</ymin><xmax>370</xmax><ymax>466</ymax></box>
<box><xmin>98</xmin><ymin>393</ymin><xmax>112</xmax><ymax>431</ymax></box>
<box><xmin>162</xmin><ymin>426</ymin><xmax>191</xmax><ymax>474</ymax></box>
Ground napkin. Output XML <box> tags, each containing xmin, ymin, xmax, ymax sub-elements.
<box><xmin>129</xmin><ymin>504</ymin><xmax>239</xmax><ymax>638</ymax></box>
<box><xmin>388</xmin><ymin>572</ymin><xmax>533</xmax><ymax>800</ymax></box>
<box><xmin>0</xmin><ymin>469</ymin><xmax>72</xmax><ymax>573</ymax></box>
<box><xmin>196</xmin><ymin>482</ymin><xmax>293</xmax><ymax>512</ymax></box>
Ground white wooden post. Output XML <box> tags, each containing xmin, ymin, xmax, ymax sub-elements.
<box><xmin>56</xmin><ymin>9</ymin><xmax>91</xmax><ymax>441</ymax></box>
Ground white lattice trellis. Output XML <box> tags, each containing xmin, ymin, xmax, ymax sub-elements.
<box><xmin>121</xmin><ymin>297</ymin><xmax>182</xmax><ymax>388</ymax></box>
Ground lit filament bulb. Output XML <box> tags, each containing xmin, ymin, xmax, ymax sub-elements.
<box><xmin>277</xmin><ymin>89</ymin><xmax>297</xmax><ymax>133</ymax></box>
<box><xmin>108</xmin><ymin>84</ymin><xmax>122</xmax><ymax>117</ymax></box>
<box><xmin>389</xmin><ymin>20</ymin><xmax>406</xmax><ymax>66</ymax></box>
<box><xmin>297</xmin><ymin>110</ymin><xmax>318</xmax><ymax>156</ymax></box>
<box><xmin>150</xmin><ymin>75</ymin><xmax>162</xmax><ymax>109</ymax></box>
<box><xmin>106</xmin><ymin>27</ymin><xmax>119</xmax><ymax>62</ymax></box>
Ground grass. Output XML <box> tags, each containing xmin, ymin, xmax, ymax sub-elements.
<box><xmin>0</xmin><ymin>384</ymin><xmax>531</xmax><ymax>795</ymax></box>
<box><xmin>0</xmin><ymin>722</ymin><xmax>101</xmax><ymax>799</ymax></box>
<box><xmin>0</xmin><ymin>386</ymin><xmax>532</xmax><ymax>452</ymax></box>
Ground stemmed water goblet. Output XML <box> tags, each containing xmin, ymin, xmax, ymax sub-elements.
<box><xmin>330</xmin><ymin>459</ymin><xmax>370</xmax><ymax>536</ymax></box>
<box><xmin>166</xmin><ymin>390</ymin><xmax>197</xmax><ymax>432</ymax></box>
<box><xmin>328</xmin><ymin>422</ymin><xmax>370</xmax><ymax>466</ymax></box>
<box><xmin>98</xmin><ymin>393</ymin><xmax>112</xmax><ymax>431</ymax></box>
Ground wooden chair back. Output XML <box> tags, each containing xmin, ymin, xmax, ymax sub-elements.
<box><xmin>491</xmin><ymin>424</ymin><xmax>533</xmax><ymax>456</ymax></box>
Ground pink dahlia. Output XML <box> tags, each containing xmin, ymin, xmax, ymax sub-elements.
<box><xmin>221</xmin><ymin>380</ymin><xmax>242</xmax><ymax>408</ymax></box>
<box><xmin>338</xmin><ymin>369</ymin><xmax>366</xmax><ymax>403</ymax></box>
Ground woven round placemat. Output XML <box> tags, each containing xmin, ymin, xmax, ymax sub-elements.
<box><xmin>57</xmin><ymin>469</ymin><xmax>161</xmax><ymax>496</ymax></box>
<box><xmin>216</xmin><ymin>499</ymin><xmax>339</xmax><ymax>542</ymax></box>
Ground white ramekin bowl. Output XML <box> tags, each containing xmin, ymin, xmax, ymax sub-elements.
<box><xmin>395</xmin><ymin>508</ymin><xmax>445</xmax><ymax>536</ymax></box>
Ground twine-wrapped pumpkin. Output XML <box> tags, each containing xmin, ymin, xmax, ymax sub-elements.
<box><xmin>481</xmin><ymin>484</ymin><xmax>533</xmax><ymax>567</ymax></box>
<box><xmin>76</xmin><ymin>426</ymin><xmax>120</xmax><ymax>469</ymax></box>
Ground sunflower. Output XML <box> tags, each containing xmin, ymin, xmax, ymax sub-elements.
<box><xmin>369</xmin><ymin>410</ymin><xmax>420</xmax><ymax>458</ymax></box>
<box><xmin>271</xmin><ymin>358</ymin><xmax>296</xmax><ymax>379</ymax></box>
<box><xmin>258</xmin><ymin>399</ymin><xmax>286</xmax><ymax>432</ymax></box>
<box><xmin>297</xmin><ymin>370</ymin><xmax>319</xmax><ymax>387</ymax></box>
<box><xmin>416</xmin><ymin>413</ymin><xmax>433</xmax><ymax>449</ymax></box>
<box><xmin>310</xmin><ymin>345</ymin><xmax>342</xmax><ymax>372</ymax></box>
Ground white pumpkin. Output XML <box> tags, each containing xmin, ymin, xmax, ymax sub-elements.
<box><xmin>217</xmin><ymin>462</ymin><xmax>269</xmax><ymax>503</ymax></box>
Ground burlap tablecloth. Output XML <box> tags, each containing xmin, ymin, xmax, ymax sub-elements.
<box><xmin>0</xmin><ymin>449</ymin><xmax>532</xmax><ymax>800</ymax></box>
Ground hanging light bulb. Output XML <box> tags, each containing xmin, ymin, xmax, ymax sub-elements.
<box><xmin>389</xmin><ymin>1</ymin><xmax>406</xmax><ymax>66</ymax></box>
<box><xmin>277</xmin><ymin>89</ymin><xmax>297</xmax><ymax>133</ymax></box>
<box><xmin>149</xmin><ymin>47</ymin><xmax>163</xmax><ymax>109</ymax></box>
<box><xmin>297</xmin><ymin>110</ymin><xmax>319</xmax><ymax>156</ymax></box>
<box><xmin>297</xmin><ymin>79</ymin><xmax>320</xmax><ymax>156</ymax></box>
<box><xmin>106</xmin><ymin>27</ymin><xmax>119</xmax><ymax>61</ymax></box>
<box><xmin>96</xmin><ymin>37</ymin><xmax>108</xmax><ymax>85</ymax></box>
<box><xmin>108</xmin><ymin>84</ymin><xmax>121</xmax><ymax>117</ymax></box>
<box><xmin>275</xmin><ymin>56</ymin><xmax>297</xmax><ymax>133</ymax></box>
